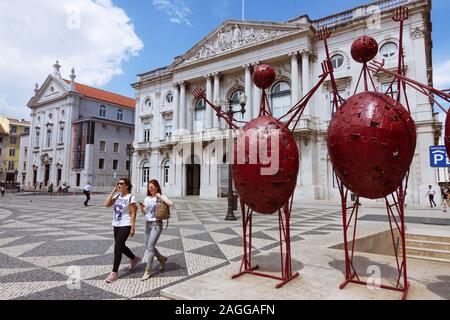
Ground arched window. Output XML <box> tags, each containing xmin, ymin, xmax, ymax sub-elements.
<box><xmin>163</xmin><ymin>160</ymin><xmax>170</xmax><ymax>187</ymax></box>
<box><xmin>194</xmin><ymin>99</ymin><xmax>206</xmax><ymax>132</ymax></box>
<box><xmin>330</xmin><ymin>54</ymin><xmax>344</xmax><ymax>69</ymax></box>
<box><xmin>166</xmin><ymin>93</ymin><xmax>174</xmax><ymax>104</ymax></box>
<box><xmin>144</xmin><ymin>98</ymin><xmax>152</xmax><ymax>109</ymax></box>
<box><xmin>380</xmin><ymin>42</ymin><xmax>398</xmax><ymax>58</ymax></box>
<box><xmin>142</xmin><ymin>160</ymin><xmax>150</xmax><ymax>186</ymax></box>
<box><xmin>271</xmin><ymin>81</ymin><xmax>291</xmax><ymax>118</ymax></box>
<box><xmin>230</xmin><ymin>90</ymin><xmax>245</xmax><ymax>121</ymax></box>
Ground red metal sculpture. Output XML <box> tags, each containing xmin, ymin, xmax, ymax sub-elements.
<box><xmin>326</xmin><ymin>6</ymin><xmax>450</xmax><ymax>300</ymax></box>
<box><xmin>192</xmin><ymin>59</ymin><xmax>333</xmax><ymax>288</ymax></box>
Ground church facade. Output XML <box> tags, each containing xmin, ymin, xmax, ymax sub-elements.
<box><xmin>132</xmin><ymin>0</ymin><xmax>437</xmax><ymax>205</ymax></box>
<box><xmin>26</xmin><ymin>62</ymin><xmax>135</xmax><ymax>191</ymax></box>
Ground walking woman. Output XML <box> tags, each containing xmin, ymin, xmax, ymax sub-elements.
<box><xmin>140</xmin><ymin>179</ymin><xmax>173</xmax><ymax>281</ymax></box>
<box><xmin>104</xmin><ymin>178</ymin><xmax>141</xmax><ymax>283</ymax></box>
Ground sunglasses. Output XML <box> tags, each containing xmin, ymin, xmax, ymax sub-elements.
<box><xmin>118</xmin><ymin>182</ymin><xmax>125</xmax><ymax>186</ymax></box>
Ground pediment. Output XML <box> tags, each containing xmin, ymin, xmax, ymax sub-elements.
<box><xmin>172</xmin><ymin>20</ymin><xmax>307</xmax><ymax>68</ymax></box>
<box><xmin>28</xmin><ymin>75</ymin><xmax>70</xmax><ymax>107</ymax></box>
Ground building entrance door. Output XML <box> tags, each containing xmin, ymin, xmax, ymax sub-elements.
<box><xmin>186</xmin><ymin>164</ymin><xmax>200</xmax><ymax>196</ymax></box>
<box><xmin>44</xmin><ymin>164</ymin><xmax>50</xmax><ymax>186</ymax></box>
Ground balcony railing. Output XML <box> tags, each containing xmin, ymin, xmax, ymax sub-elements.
<box><xmin>139</xmin><ymin>68</ymin><xmax>171</xmax><ymax>82</ymax></box>
<box><xmin>313</xmin><ymin>0</ymin><xmax>410</xmax><ymax>29</ymax></box>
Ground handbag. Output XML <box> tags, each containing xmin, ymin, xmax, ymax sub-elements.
<box><xmin>155</xmin><ymin>198</ymin><xmax>170</xmax><ymax>229</ymax></box>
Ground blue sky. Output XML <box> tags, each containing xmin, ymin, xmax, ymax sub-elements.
<box><xmin>105</xmin><ymin>0</ymin><xmax>450</xmax><ymax>99</ymax></box>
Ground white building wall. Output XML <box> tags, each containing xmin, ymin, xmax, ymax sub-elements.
<box><xmin>132</xmin><ymin>0</ymin><xmax>435</xmax><ymax>206</ymax></box>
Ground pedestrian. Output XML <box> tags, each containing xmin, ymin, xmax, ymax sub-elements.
<box><xmin>0</xmin><ymin>185</ymin><xmax>5</xmax><ymax>197</ymax></box>
<box><xmin>34</xmin><ymin>182</ymin><xmax>37</xmax><ymax>190</ymax></box>
<box><xmin>441</xmin><ymin>185</ymin><xmax>449</xmax><ymax>212</ymax></box>
<box><xmin>39</xmin><ymin>182</ymin><xmax>42</xmax><ymax>190</ymax></box>
<box><xmin>425</xmin><ymin>185</ymin><xmax>436</xmax><ymax>207</ymax></box>
<box><xmin>104</xmin><ymin>178</ymin><xmax>140</xmax><ymax>283</ymax></box>
<box><xmin>83</xmin><ymin>182</ymin><xmax>92</xmax><ymax>206</ymax></box>
<box><xmin>48</xmin><ymin>183</ymin><xmax>54</xmax><ymax>196</ymax></box>
<box><xmin>139</xmin><ymin>179</ymin><xmax>173</xmax><ymax>281</ymax></box>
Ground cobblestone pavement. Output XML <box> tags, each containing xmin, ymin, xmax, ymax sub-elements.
<box><xmin>0</xmin><ymin>193</ymin><xmax>342</xmax><ymax>300</ymax></box>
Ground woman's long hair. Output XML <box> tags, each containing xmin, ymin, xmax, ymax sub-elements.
<box><xmin>119</xmin><ymin>177</ymin><xmax>132</xmax><ymax>193</ymax></box>
<box><xmin>147</xmin><ymin>179</ymin><xmax>162</xmax><ymax>197</ymax></box>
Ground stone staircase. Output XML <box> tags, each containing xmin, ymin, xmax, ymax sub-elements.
<box><xmin>405</xmin><ymin>233</ymin><xmax>450</xmax><ymax>264</ymax></box>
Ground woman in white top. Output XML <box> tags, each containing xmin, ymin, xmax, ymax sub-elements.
<box><xmin>139</xmin><ymin>179</ymin><xmax>173</xmax><ymax>281</ymax></box>
<box><xmin>104</xmin><ymin>178</ymin><xmax>141</xmax><ymax>283</ymax></box>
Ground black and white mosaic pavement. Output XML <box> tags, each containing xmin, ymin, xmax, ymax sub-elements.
<box><xmin>0</xmin><ymin>193</ymin><xmax>341</xmax><ymax>300</ymax></box>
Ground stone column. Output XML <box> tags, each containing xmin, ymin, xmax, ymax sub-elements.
<box><xmin>243</xmin><ymin>64</ymin><xmax>253</xmax><ymax>121</ymax></box>
<box><xmin>252</xmin><ymin>61</ymin><xmax>261</xmax><ymax>118</ymax></box>
<box><xmin>213</xmin><ymin>73</ymin><xmax>221</xmax><ymax>128</ymax></box>
<box><xmin>289</xmin><ymin>51</ymin><xmax>300</xmax><ymax>104</ymax></box>
<box><xmin>173</xmin><ymin>83</ymin><xmax>179</xmax><ymax>131</ymax></box>
<box><xmin>205</xmin><ymin>74</ymin><xmax>213</xmax><ymax>129</ymax></box>
<box><xmin>179</xmin><ymin>81</ymin><xmax>186</xmax><ymax>130</ymax></box>
<box><xmin>301</xmin><ymin>50</ymin><xmax>311</xmax><ymax>117</ymax></box>
<box><xmin>301</xmin><ymin>49</ymin><xmax>310</xmax><ymax>97</ymax></box>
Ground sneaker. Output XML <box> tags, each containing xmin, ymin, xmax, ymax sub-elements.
<box><xmin>158</xmin><ymin>256</ymin><xmax>168</xmax><ymax>271</ymax></box>
<box><xmin>141</xmin><ymin>268</ymin><xmax>152</xmax><ymax>281</ymax></box>
<box><xmin>105</xmin><ymin>272</ymin><xmax>119</xmax><ymax>283</ymax></box>
<box><xmin>129</xmin><ymin>257</ymin><xmax>141</xmax><ymax>272</ymax></box>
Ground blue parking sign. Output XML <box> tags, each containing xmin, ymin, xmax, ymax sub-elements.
<box><xmin>430</xmin><ymin>146</ymin><xmax>450</xmax><ymax>167</ymax></box>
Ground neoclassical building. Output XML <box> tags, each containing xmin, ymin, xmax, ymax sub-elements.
<box><xmin>132</xmin><ymin>0</ymin><xmax>437</xmax><ymax>204</ymax></box>
<box><xmin>26</xmin><ymin>62</ymin><xmax>135</xmax><ymax>191</ymax></box>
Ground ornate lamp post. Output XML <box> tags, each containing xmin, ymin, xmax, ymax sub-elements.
<box><xmin>125</xmin><ymin>144</ymin><xmax>135</xmax><ymax>181</ymax></box>
<box><xmin>216</xmin><ymin>94</ymin><xmax>247</xmax><ymax>221</ymax></box>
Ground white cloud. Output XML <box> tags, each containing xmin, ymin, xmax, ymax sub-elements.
<box><xmin>434</xmin><ymin>60</ymin><xmax>450</xmax><ymax>90</ymax></box>
<box><xmin>153</xmin><ymin>0</ymin><xmax>192</xmax><ymax>26</ymax></box>
<box><xmin>0</xmin><ymin>0</ymin><xmax>143</xmax><ymax>119</ymax></box>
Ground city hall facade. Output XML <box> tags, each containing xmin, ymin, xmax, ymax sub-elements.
<box><xmin>132</xmin><ymin>0</ymin><xmax>437</xmax><ymax>204</ymax></box>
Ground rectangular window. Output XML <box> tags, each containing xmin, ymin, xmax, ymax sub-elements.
<box><xmin>165</xmin><ymin>118</ymin><xmax>173</xmax><ymax>138</ymax></box>
<box><xmin>99</xmin><ymin>105</ymin><xmax>107</xmax><ymax>118</ymax></box>
<box><xmin>144</xmin><ymin>129</ymin><xmax>151</xmax><ymax>142</ymax></box>
<box><xmin>35</xmin><ymin>129</ymin><xmax>40</xmax><ymax>146</ymax></box>
<box><xmin>126</xmin><ymin>160</ymin><xmax>130</xmax><ymax>171</ymax></box>
<box><xmin>24</xmin><ymin>147</ymin><xmax>28</xmax><ymax>158</ymax></box>
<box><xmin>10</xmin><ymin>137</ymin><xmax>16</xmax><ymax>144</ymax></box>
<box><xmin>100</xmin><ymin>141</ymin><xmax>106</xmax><ymax>152</ymax></box>
<box><xmin>59</xmin><ymin>127</ymin><xmax>64</xmax><ymax>144</ymax></box>
<box><xmin>381</xmin><ymin>82</ymin><xmax>399</xmax><ymax>99</ymax></box>
<box><xmin>0</xmin><ymin>137</ymin><xmax>3</xmax><ymax>143</ymax></box>
<box><xmin>113</xmin><ymin>143</ymin><xmax>119</xmax><ymax>153</ymax></box>
<box><xmin>8</xmin><ymin>161</ymin><xmax>14</xmax><ymax>171</ymax></box>
<box><xmin>142</xmin><ymin>167</ymin><xmax>150</xmax><ymax>185</ymax></box>
<box><xmin>24</xmin><ymin>127</ymin><xmax>30</xmax><ymax>134</ymax></box>
<box><xmin>117</xmin><ymin>109</ymin><xmax>123</xmax><ymax>121</ymax></box>
<box><xmin>113</xmin><ymin>159</ymin><xmax>118</xmax><ymax>170</ymax></box>
<box><xmin>9</xmin><ymin>148</ymin><xmax>15</xmax><ymax>157</ymax></box>
<box><xmin>23</xmin><ymin>161</ymin><xmax>26</xmax><ymax>171</ymax></box>
<box><xmin>46</xmin><ymin>129</ymin><xmax>52</xmax><ymax>148</ymax></box>
<box><xmin>329</xmin><ymin>89</ymin><xmax>347</xmax><ymax>116</ymax></box>
<box><xmin>10</xmin><ymin>126</ymin><xmax>17</xmax><ymax>134</ymax></box>
<box><xmin>99</xmin><ymin>158</ymin><xmax>105</xmax><ymax>169</ymax></box>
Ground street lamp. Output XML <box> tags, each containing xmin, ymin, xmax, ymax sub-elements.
<box><xmin>218</xmin><ymin>93</ymin><xmax>247</xmax><ymax>221</ymax></box>
<box><xmin>126</xmin><ymin>144</ymin><xmax>135</xmax><ymax>181</ymax></box>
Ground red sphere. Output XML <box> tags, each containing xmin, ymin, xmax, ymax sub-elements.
<box><xmin>233</xmin><ymin>116</ymin><xmax>299</xmax><ymax>214</ymax></box>
<box><xmin>328</xmin><ymin>92</ymin><xmax>416</xmax><ymax>199</ymax></box>
<box><xmin>445</xmin><ymin>112</ymin><xmax>450</xmax><ymax>159</ymax></box>
<box><xmin>351</xmin><ymin>36</ymin><xmax>379</xmax><ymax>63</ymax></box>
<box><xmin>253</xmin><ymin>64</ymin><xmax>276</xmax><ymax>89</ymax></box>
